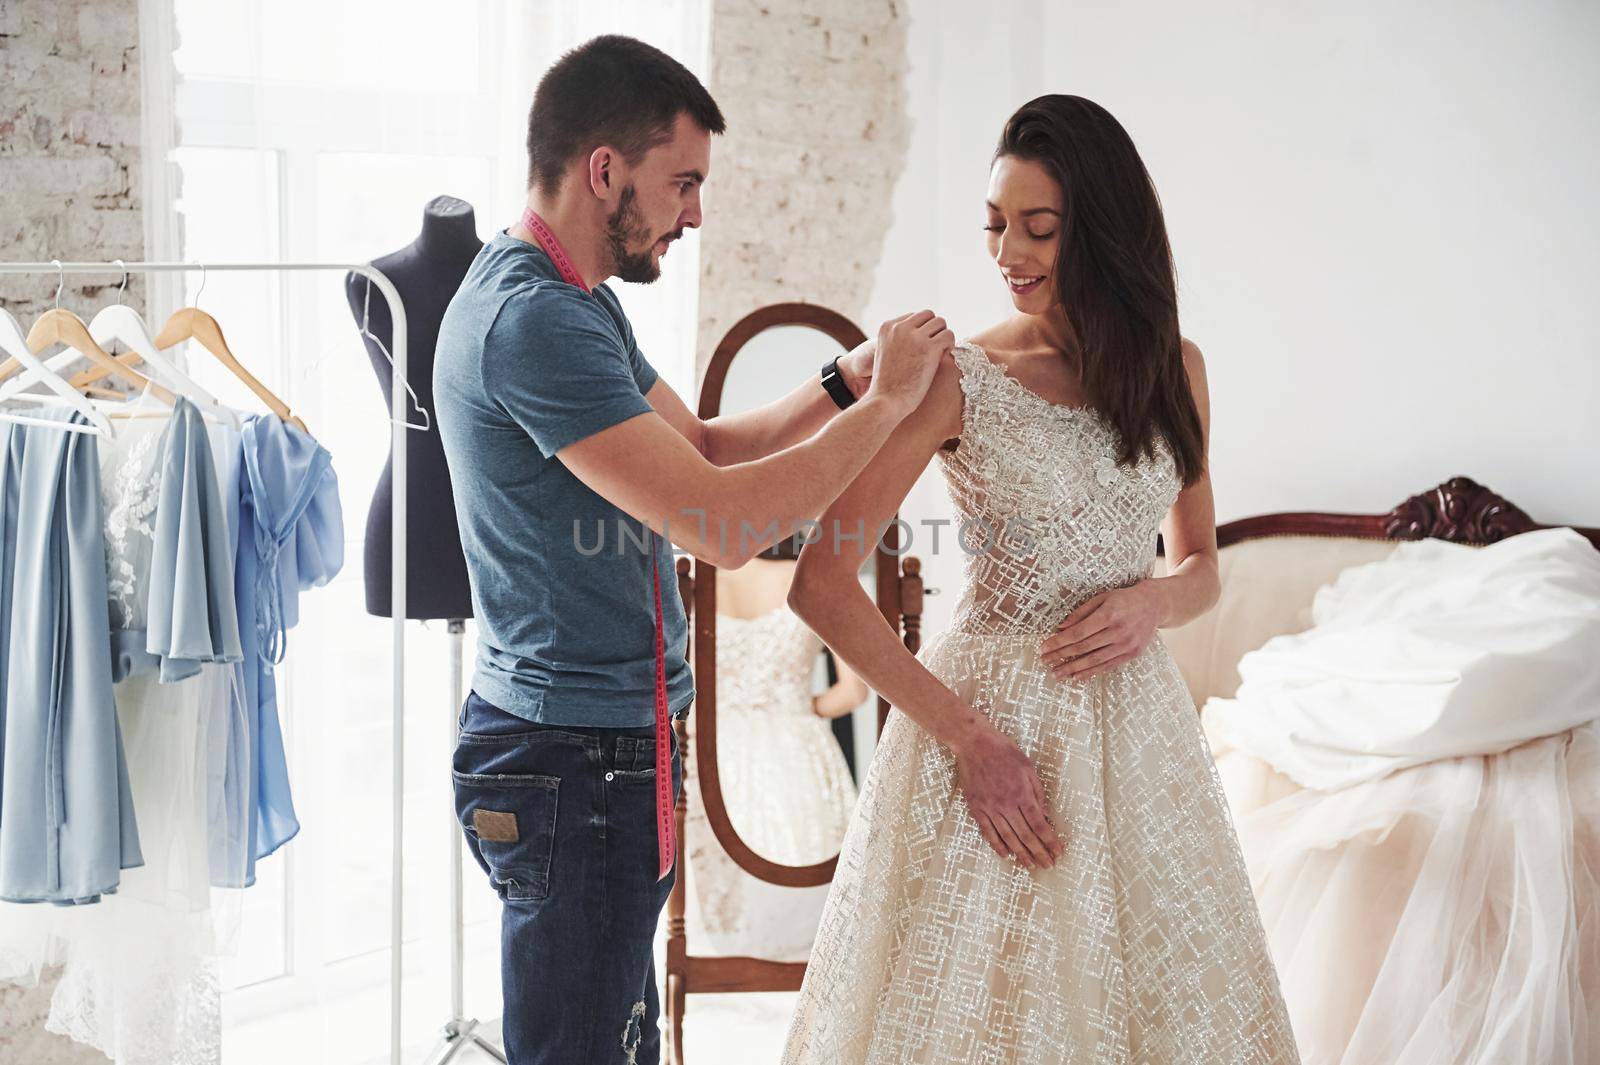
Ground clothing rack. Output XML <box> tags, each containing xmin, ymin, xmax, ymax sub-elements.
<box><xmin>0</xmin><ymin>260</ymin><xmax>414</xmax><ymax>1065</ymax></box>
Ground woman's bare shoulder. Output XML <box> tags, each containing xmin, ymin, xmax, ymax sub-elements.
<box><xmin>1179</xmin><ymin>334</ymin><xmax>1204</xmax><ymax>366</ymax></box>
<box><xmin>964</xmin><ymin>316</ymin><xmax>1028</xmax><ymax>357</ymax></box>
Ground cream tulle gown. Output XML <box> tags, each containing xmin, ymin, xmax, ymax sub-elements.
<box><xmin>780</xmin><ymin>342</ymin><xmax>1299</xmax><ymax>1064</ymax></box>
<box><xmin>1209</xmin><ymin>722</ymin><xmax>1600</xmax><ymax>1065</ymax></box>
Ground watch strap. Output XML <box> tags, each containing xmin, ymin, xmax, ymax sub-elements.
<box><xmin>820</xmin><ymin>356</ymin><xmax>857</xmax><ymax>410</ymax></box>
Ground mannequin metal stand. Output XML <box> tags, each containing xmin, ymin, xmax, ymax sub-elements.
<box><xmin>344</xmin><ymin>199</ymin><xmax>495</xmax><ymax>1063</ymax></box>
<box><xmin>422</xmin><ymin>619</ymin><xmax>506</xmax><ymax>1065</ymax></box>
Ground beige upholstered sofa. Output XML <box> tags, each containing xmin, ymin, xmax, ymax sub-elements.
<box><xmin>1158</xmin><ymin>535</ymin><xmax>1402</xmax><ymax>708</ymax></box>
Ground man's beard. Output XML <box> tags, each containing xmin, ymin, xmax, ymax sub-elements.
<box><xmin>606</xmin><ymin>184</ymin><xmax>677</xmax><ymax>284</ymax></box>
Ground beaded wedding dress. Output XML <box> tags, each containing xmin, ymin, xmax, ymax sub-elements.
<box><xmin>781</xmin><ymin>342</ymin><xmax>1300</xmax><ymax>1064</ymax></box>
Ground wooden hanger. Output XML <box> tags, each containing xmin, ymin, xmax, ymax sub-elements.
<box><xmin>0</xmin><ymin>307</ymin><xmax>114</xmax><ymax>436</ymax></box>
<box><xmin>152</xmin><ymin>306</ymin><xmax>307</xmax><ymax>433</ymax></box>
<box><xmin>67</xmin><ymin>264</ymin><xmax>242</xmax><ymax>428</ymax></box>
<box><xmin>25</xmin><ymin>308</ymin><xmax>177</xmax><ymax>406</ymax></box>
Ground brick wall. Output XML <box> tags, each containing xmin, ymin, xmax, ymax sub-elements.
<box><xmin>0</xmin><ymin>0</ymin><xmax>142</xmax><ymax>1060</ymax></box>
<box><xmin>0</xmin><ymin>0</ymin><xmax>146</xmax><ymax>321</ymax></box>
<box><xmin>696</xmin><ymin>0</ymin><xmax>911</xmax><ymax>372</ymax></box>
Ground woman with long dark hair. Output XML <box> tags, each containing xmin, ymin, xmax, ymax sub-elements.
<box><xmin>779</xmin><ymin>95</ymin><xmax>1300</xmax><ymax>1062</ymax></box>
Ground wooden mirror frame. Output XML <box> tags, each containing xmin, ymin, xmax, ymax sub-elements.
<box><xmin>689</xmin><ymin>302</ymin><xmax>912</xmax><ymax>887</ymax></box>
<box><xmin>663</xmin><ymin>303</ymin><xmax>926</xmax><ymax>1063</ymax></box>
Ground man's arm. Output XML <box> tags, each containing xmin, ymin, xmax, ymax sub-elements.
<box><xmin>645</xmin><ymin>340</ymin><xmax>872</xmax><ymax>466</ymax></box>
<box><xmin>559</xmin><ymin>315</ymin><xmax>943</xmax><ymax>569</ymax></box>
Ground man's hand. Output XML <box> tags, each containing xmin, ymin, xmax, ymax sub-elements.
<box><xmin>867</xmin><ymin>310</ymin><xmax>953</xmax><ymax>415</ymax></box>
<box><xmin>949</xmin><ymin>717</ymin><xmax>1065</xmax><ymax>870</ymax></box>
<box><xmin>1038</xmin><ymin>581</ymin><xmax>1166</xmax><ymax>680</ymax></box>
<box><xmin>838</xmin><ymin>337</ymin><xmax>875</xmax><ymax>399</ymax></box>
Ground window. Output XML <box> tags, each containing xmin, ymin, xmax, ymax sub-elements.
<box><xmin>163</xmin><ymin>2</ymin><xmax>710</xmax><ymax>1059</ymax></box>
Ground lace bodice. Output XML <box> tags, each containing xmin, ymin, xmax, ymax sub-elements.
<box><xmin>99</xmin><ymin>420</ymin><xmax>165</xmax><ymax>632</ymax></box>
<box><xmin>714</xmin><ymin>605</ymin><xmax>822</xmax><ymax>714</ymax></box>
<box><xmin>935</xmin><ymin>341</ymin><xmax>1182</xmax><ymax>637</ymax></box>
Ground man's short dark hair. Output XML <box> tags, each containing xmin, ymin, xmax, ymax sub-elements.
<box><xmin>526</xmin><ymin>35</ymin><xmax>726</xmax><ymax>193</ymax></box>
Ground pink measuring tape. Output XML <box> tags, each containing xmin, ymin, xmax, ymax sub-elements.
<box><xmin>519</xmin><ymin>207</ymin><xmax>676</xmax><ymax>882</ymax></box>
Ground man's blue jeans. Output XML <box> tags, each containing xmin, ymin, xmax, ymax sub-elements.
<box><xmin>454</xmin><ymin>691</ymin><xmax>683</xmax><ymax>1064</ymax></box>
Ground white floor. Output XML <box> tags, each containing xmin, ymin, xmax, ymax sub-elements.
<box><xmin>676</xmin><ymin>991</ymin><xmax>801</xmax><ymax>1065</ymax></box>
<box><xmin>224</xmin><ymin>915</ymin><xmax>801</xmax><ymax>1065</ymax></box>
<box><xmin>347</xmin><ymin>992</ymin><xmax>799</xmax><ymax>1065</ymax></box>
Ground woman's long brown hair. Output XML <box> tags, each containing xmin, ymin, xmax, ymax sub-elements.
<box><xmin>995</xmin><ymin>95</ymin><xmax>1205</xmax><ymax>487</ymax></box>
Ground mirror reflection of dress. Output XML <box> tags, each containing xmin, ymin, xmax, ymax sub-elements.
<box><xmin>684</xmin><ymin>597</ymin><xmax>860</xmax><ymax>962</ymax></box>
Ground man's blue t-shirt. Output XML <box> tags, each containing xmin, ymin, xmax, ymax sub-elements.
<box><xmin>433</xmin><ymin>230</ymin><xmax>693</xmax><ymax>728</ymax></box>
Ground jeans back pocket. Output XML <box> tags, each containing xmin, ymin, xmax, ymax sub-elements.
<box><xmin>453</xmin><ymin>771</ymin><xmax>560</xmax><ymax>902</ymax></box>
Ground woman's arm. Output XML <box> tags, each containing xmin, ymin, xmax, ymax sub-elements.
<box><xmin>788</xmin><ymin>355</ymin><xmax>1065</xmax><ymax>870</ymax></box>
<box><xmin>812</xmin><ymin>653</ymin><xmax>870</xmax><ymax>719</ymax></box>
<box><xmin>1148</xmin><ymin>338</ymin><xmax>1221</xmax><ymax>622</ymax></box>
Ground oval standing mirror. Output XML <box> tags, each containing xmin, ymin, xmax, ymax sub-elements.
<box><xmin>663</xmin><ymin>304</ymin><xmax>926</xmax><ymax>1054</ymax></box>
<box><xmin>684</xmin><ymin>305</ymin><xmax>916</xmax><ymax>914</ymax></box>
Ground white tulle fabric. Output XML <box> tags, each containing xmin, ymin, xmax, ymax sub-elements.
<box><xmin>1203</xmin><ymin>527</ymin><xmax>1600</xmax><ymax>789</ymax></box>
<box><xmin>38</xmin><ymin>662</ymin><xmax>248</xmax><ymax>1065</ymax></box>
<box><xmin>684</xmin><ymin>605</ymin><xmax>858</xmax><ymax>961</ymax></box>
<box><xmin>781</xmin><ymin>342</ymin><xmax>1299</xmax><ymax>1064</ymax></box>
<box><xmin>1202</xmin><ymin>527</ymin><xmax>1600</xmax><ymax>1064</ymax></box>
<box><xmin>1209</xmin><ymin>722</ymin><xmax>1600</xmax><ymax>1065</ymax></box>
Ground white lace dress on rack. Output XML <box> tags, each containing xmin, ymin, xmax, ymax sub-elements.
<box><xmin>780</xmin><ymin>342</ymin><xmax>1300</xmax><ymax>1064</ymax></box>
<box><xmin>684</xmin><ymin>604</ymin><xmax>858</xmax><ymax>962</ymax></box>
<box><xmin>0</xmin><ymin>398</ymin><xmax>249</xmax><ymax>1065</ymax></box>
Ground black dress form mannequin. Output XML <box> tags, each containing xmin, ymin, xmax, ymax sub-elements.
<box><xmin>345</xmin><ymin>195</ymin><xmax>481</xmax><ymax>620</ymax></box>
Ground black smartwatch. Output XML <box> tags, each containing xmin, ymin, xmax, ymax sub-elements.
<box><xmin>820</xmin><ymin>356</ymin><xmax>857</xmax><ymax>410</ymax></box>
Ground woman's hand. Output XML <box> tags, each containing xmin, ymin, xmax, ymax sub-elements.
<box><xmin>949</xmin><ymin>718</ymin><xmax>1065</xmax><ymax>870</ymax></box>
<box><xmin>1038</xmin><ymin>580</ymin><xmax>1166</xmax><ymax>681</ymax></box>
<box><xmin>810</xmin><ymin>692</ymin><xmax>859</xmax><ymax>719</ymax></box>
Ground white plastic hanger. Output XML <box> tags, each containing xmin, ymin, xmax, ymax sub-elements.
<box><xmin>355</xmin><ymin>276</ymin><xmax>430</xmax><ymax>432</ymax></box>
<box><xmin>0</xmin><ymin>307</ymin><xmax>112</xmax><ymax>436</ymax></box>
<box><xmin>80</xmin><ymin>262</ymin><xmax>241</xmax><ymax>429</ymax></box>
<box><xmin>0</xmin><ymin>267</ymin><xmax>114</xmax><ymax>437</ymax></box>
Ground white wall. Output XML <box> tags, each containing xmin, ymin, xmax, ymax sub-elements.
<box><xmin>867</xmin><ymin>0</ymin><xmax>1600</xmax><ymax>633</ymax></box>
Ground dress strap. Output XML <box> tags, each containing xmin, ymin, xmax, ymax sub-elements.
<box><xmin>949</xmin><ymin>341</ymin><xmax>1012</xmax><ymax>401</ymax></box>
<box><xmin>946</xmin><ymin>341</ymin><xmax>1008</xmax><ymax>449</ymax></box>
<box><xmin>949</xmin><ymin>340</ymin><xmax>999</xmax><ymax>381</ymax></box>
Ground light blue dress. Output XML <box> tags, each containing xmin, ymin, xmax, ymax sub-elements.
<box><xmin>221</xmin><ymin>414</ymin><xmax>343</xmax><ymax>886</ymax></box>
<box><xmin>104</xmin><ymin>396</ymin><xmax>243</xmax><ymax>684</ymax></box>
<box><xmin>146</xmin><ymin>397</ymin><xmax>244</xmax><ymax>680</ymax></box>
<box><xmin>0</xmin><ymin>408</ymin><xmax>142</xmax><ymax>904</ymax></box>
